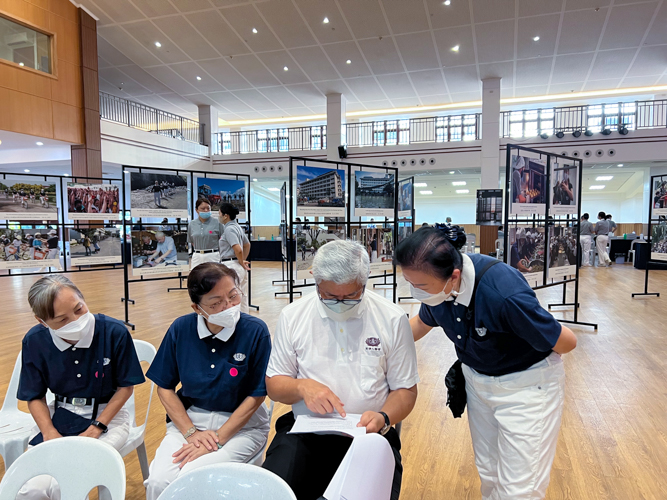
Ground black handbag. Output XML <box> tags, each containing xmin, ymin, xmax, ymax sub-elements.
<box><xmin>29</xmin><ymin>315</ymin><xmax>106</xmax><ymax>445</ymax></box>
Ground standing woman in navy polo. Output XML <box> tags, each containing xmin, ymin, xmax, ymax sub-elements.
<box><xmin>17</xmin><ymin>275</ymin><xmax>145</xmax><ymax>500</ymax></box>
<box><xmin>144</xmin><ymin>262</ymin><xmax>271</xmax><ymax>500</ymax></box>
<box><xmin>394</xmin><ymin>225</ymin><xmax>577</xmax><ymax>500</ymax></box>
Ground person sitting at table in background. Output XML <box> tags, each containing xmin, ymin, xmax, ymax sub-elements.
<box><xmin>595</xmin><ymin>212</ymin><xmax>612</xmax><ymax>267</ymax></box>
<box><xmin>497</xmin><ymin>225</ymin><xmax>504</xmax><ymax>241</ymax></box>
<box><xmin>219</xmin><ymin>203</ymin><xmax>251</xmax><ymax>313</ymax></box>
<box><xmin>144</xmin><ymin>263</ymin><xmax>271</xmax><ymax>500</ymax></box>
<box><xmin>263</xmin><ymin>239</ymin><xmax>419</xmax><ymax>500</ymax></box>
<box><xmin>188</xmin><ymin>198</ymin><xmax>224</xmax><ymax>270</ymax></box>
<box><xmin>148</xmin><ymin>231</ymin><xmax>177</xmax><ymax>267</ymax></box>
<box><xmin>17</xmin><ymin>275</ymin><xmax>145</xmax><ymax>500</ymax></box>
<box><xmin>579</xmin><ymin>214</ymin><xmax>595</xmax><ymax>267</ymax></box>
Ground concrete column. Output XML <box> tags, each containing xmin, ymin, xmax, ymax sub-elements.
<box><xmin>326</xmin><ymin>93</ymin><xmax>346</xmax><ymax>161</ymax></box>
<box><xmin>198</xmin><ymin>105</ymin><xmax>218</xmax><ymax>156</ymax></box>
<box><xmin>480</xmin><ymin>78</ymin><xmax>501</xmax><ymax>190</ymax></box>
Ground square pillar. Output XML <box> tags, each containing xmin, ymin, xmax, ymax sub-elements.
<box><xmin>326</xmin><ymin>93</ymin><xmax>346</xmax><ymax>161</ymax></box>
<box><xmin>481</xmin><ymin>78</ymin><xmax>501</xmax><ymax>190</ymax></box>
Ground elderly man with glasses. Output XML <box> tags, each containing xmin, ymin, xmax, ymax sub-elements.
<box><xmin>263</xmin><ymin>240</ymin><xmax>419</xmax><ymax>500</ymax></box>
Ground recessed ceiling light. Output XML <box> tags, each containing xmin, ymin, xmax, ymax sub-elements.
<box><xmin>444</xmin><ymin>0</ymin><xmax>451</xmax><ymax>4</ymax></box>
<box><xmin>0</xmin><ymin>139</ymin><xmax>2</xmax><ymax>145</ymax></box>
<box><xmin>253</xmin><ymin>178</ymin><xmax>258</xmax><ymax>182</ymax></box>
<box><xmin>346</xmin><ymin>59</ymin><xmax>351</xmax><ymax>64</ymax></box>
<box><xmin>449</xmin><ymin>170</ymin><xmax>455</xmax><ymax>174</ymax></box>
<box><xmin>414</xmin><ymin>182</ymin><xmax>428</xmax><ymax>187</ymax></box>
<box><xmin>196</xmin><ymin>76</ymin><xmax>202</xmax><ymax>81</ymax></box>
<box><xmin>452</xmin><ymin>181</ymin><xmax>467</xmax><ymax>186</ymax></box>
<box><xmin>268</xmin><ymin>187</ymin><xmax>280</xmax><ymax>191</ymax></box>
<box><xmin>24</xmin><ymin>169</ymin><xmax>30</xmax><ymax>173</ymax></box>
<box><xmin>323</xmin><ymin>17</ymin><xmax>329</xmax><ymax>23</ymax></box>
<box><xmin>589</xmin><ymin>185</ymin><xmax>606</xmax><ymax>190</ymax></box>
<box><xmin>451</xmin><ymin>45</ymin><xmax>460</xmax><ymax>52</ymax></box>
<box><xmin>19</xmin><ymin>62</ymin><xmax>24</xmax><ymax>66</ymax></box>
<box><xmin>456</xmin><ymin>189</ymin><xmax>470</xmax><ymax>194</ymax></box>
<box><xmin>36</xmin><ymin>142</ymin><xmax>43</xmax><ymax>146</ymax></box>
<box><xmin>283</xmin><ymin>66</ymin><xmax>289</xmax><ymax>71</ymax></box>
<box><xmin>123</xmin><ymin>170</ymin><xmax>130</xmax><ymax>174</ymax></box>
<box><xmin>420</xmin><ymin>190</ymin><xmax>433</xmax><ymax>195</ymax></box>
<box><xmin>533</xmin><ymin>36</ymin><xmax>540</xmax><ymax>41</ymax></box>
<box><xmin>154</xmin><ymin>41</ymin><xmax>162</xmax><ymax>48</ymax></box>
<box><xmin>617</xmin><ymin>164</ymin><xmax>624</xmax><ymax>167</ymax></box>
<box><xmin>252</xmin><ymin>28</ymin><xmax>258</xmax><ymax>34</ymax></box>
<box><xmin>64</xmin><ymin>173</ymin><xmax>69</xmax><ymax>176</ymax></box>
<box><xmin>596</xmin><ymin>175</ymin><xmax>613</xmax><ymax>181</ymax></box>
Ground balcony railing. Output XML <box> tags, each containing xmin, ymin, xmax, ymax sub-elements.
<box><xmin>99</xmin><ymin>92</ymin><xmax>204</xmax><ymax>144</ymax></box>
<box><xmin>213</xmin><ymin>126</ymin><xmax>327</xmax><ymax>155</ymax></box>
<box><xmin>500</xmin><ymin>99</ymin><xmax>667</xmax><ymax>138</ymax></box>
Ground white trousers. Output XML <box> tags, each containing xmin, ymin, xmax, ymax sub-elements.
<box><xmin>580</xmin><ymin>235</ymin><xmax>593</xmax><ymax>266</ymax></box>
<box><xmin>191</xmin><ymin>251</ymin><xmax>220</xmax><ymax>270</ymax></box>
<box><xmin>144</xmin><ymin>405</ymin><xmax>269</xmax><ymax>500</ymax></box>
<box><xmin>596</xmin><ymin>235</ymin><xmax>611</xmax><ymax>266</ymax></box>
<box><xmin>223</xmin><ymin>260</ymin><xmax>249</xmax><ymax>313</ymax></box>
<box><xmin>16</xmin><ymin>404</ymin><xmax>130</xmax><ymax>500</ymax></box>
<box><xmin>462</xmin><ymin>352</ymin><xmax>565</xmax><ymax>500</ymax></box>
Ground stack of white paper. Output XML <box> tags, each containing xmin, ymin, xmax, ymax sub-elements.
<box><xmin>288</xmin><ymin>414</ymin><xmax>367</xmax><ymax>438</ymax></box>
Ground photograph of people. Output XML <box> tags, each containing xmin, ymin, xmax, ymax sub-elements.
<box><xmin>144</xmin><ymin>263</ymin><xmax>271</xmax><ymax>500</ymax></box>
<box><xmin>218</xmin><ymin>203</ymin><xmax>251</xmax><ymax>313</ymax></box>
<box><xmin>188</xmin><ymin>198</ymin><xmax>224</xmax><ymax>269</ymax></box>
<box><xmin>197</xmin><ymin>178</ymin><xmax>246</xmax><ymax>217</ymax></box>
<box><xmin>0</xmin><ymin>180</ymin><xmax>57</xmax><ymax>219</ymax></box>
<box><xmin>129</xmin><ymin>173</ymin><xmax>188</xmax><ymax>218</ymax></box>
<box><xmin>263</xmin><ymin>240</ymin><xmax>419</xmax><ymax>500</ymax></box>
<box><xmin>509</xmin><ymin>227</ymin><xmax>544</xmax><ymax>275</ymax></box>
<box><xmin>653</xmin><ymin>179</ymin><xmax>667</xmax><ymax>212</ymax></box>
<box><xmin>131</xmin><ymin>228</ymin><xmax>189</xmax><ymax>275</ymax></box>
<box><xmin>395</xmin><ymin>225</ymin><xmax>577</xmax><ymax>500</ymax></box>
<box><xmin>510</xmin><ymin>156</ymin><xmax>546</xmax><ymax>214</ymax></box>
<box><xmin>68</xmin><ymin>229</ymin><xmax>122</xmax><ymax>265</ymax></box>
<box><xmin>650</xmin><ymin>221</ymin><xmax>667</xmax><ymax>261</ymax></box>
<box><xmin>398</xmin><ymin>179</ymin><xmax>412</xmax><ymax>216</ymax></box>
<box><xmin>67</xmin><ymin>183</ymin><xmax>120</xmax><ymax>219</ymax></box>
<box><xmin>551</xmin><ymin>167</ymin><xmax>575</xmax><ymax>206</ymax></box>
<box><xmin>16</xmin><ymin>275</ymin><xmax>145</xmax><ymax>499</ymax></box>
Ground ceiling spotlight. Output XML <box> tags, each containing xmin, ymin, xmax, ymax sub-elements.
<box><xmin>154</xmin><ymin>41</ymin><xmax>162</xmax><ymax>48</ymax></box>
<box><xmin>540</xmin><ymin>133</ymin><xmax>549</xmax><ymax>139</ymax></box>
<box><xmin>19</xmin><ymin>62</ymin><xmax>24</xmax><ymax>66</ymax></box>
<box><xmin>123</xmin><ymin>170</ymin><xmax>130</xmax><ymax>174</ymax></box>
<box><xmin>64</xmin><ymin>173</ymin><xmax>70</xmax><ymax>176</ymax></box>
<box><xmin>346</xmin><ymin>59</ymin><xmax>351</xmax><ymax>64</ymax></box>
<box><xmin>618</xmin><ymin>126</ymin><xmax>629</xmax><ymax>135</ymax></box>
<box><xmin>451</xmin><ymin>45</ymin><xmax>460</xmax><ymax>52</ymax></box>
<box><xmin>449</xmin><ymin>170</ymin><xmax>455</xmax><ymax>174</ymax></box>
<box><xmin>601</xmin><ymin>128</ymin><xmax>612</xmax><ymax>135</ymax></box>
<box><xmin>596</xmin><ymin>175</ymin><xmax>613</xmax><ymax>181</ymax></box>
<box><xmin>456</xmin><ymin>189</ymin><xmax>470</xmax><ymax>194</ymax></box>
<box><xmin>196</xmin><ymin>76</ymin><xmax>202</xmax><ymax>81</ymax></box>
<box><xmin>584</xmin><ymin>129</ymin><xmax>594</xmax><ymax>136</ymax></box>
<box><xmin>533</xmin><ymin>36</ymin><xmax>540</xmax><ymax>41</ymax></box>
<box><xmin>617</xmin><ymin>164</ymin><xmax>624</xmax><ymax>167</ymax></box>
<box><xmin>36</xmin><ymin>141</ymin><xmax>44</xmax><ymax>146</ymax></box>
<box><xmin>24</xmin><ymin>169</ymin><xmax>30</xmax><ymax>173</ymax></box>
<box><xmin>252</xmin><ymin>28</ymin><xmax>258</xmax><ymax>34</ymax></box>
<box><xmin>283</xmin><ymin>66</ymin><xmax>289</xmax><ymax>71</ymax></box>
<box><xmin>414</xmin><ymin>182</ymin><xmax>428</xmax><ymax>187</ymax></box>
<box><xmin>323</xmin><ymin>17</ymin><xmax>329</xmax><ymax>23</ymax></box>
<box><xmin>420</xmin><ymin>190</ymin><xmax>433</xmax><ymax>195</ymax></box>
<box><xmin>253</xmin><ymin>178</ymin><xmax>258</xmax><ymax>181</ymax></box>
<box><xmin>572</xmin><ymin>130</ymin><xmax>582</xmax><ymax>138</ymax></box>
<box><xmin>555</xmin><ymin>131</ymin><xmax>565</xmax><ymax>139</ymax></box>
<box><xmin>444</xmin><ymin>0</ymin><xmax>451</xmax><ymax>4</ymax></box>
<box><xmin>452</xmin><ymin>181</ymin><xmax>467</xmax><ymax>186</ymax></box>
<box><xmin>589</xmin><ymin>185</ymin><xmax>606</xmax><ymax>190</ymax></box>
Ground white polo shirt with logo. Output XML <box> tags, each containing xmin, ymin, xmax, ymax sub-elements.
<box><xmin>266</xmin><ymin>290</ymin><xmax>420</xmax><ymax>416</ymax></box>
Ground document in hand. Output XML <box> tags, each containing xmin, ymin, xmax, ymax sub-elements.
<box><xmin>288</xmin><ymin>413</ymin><xmax>367</xmax><ymax>438</ymax></box>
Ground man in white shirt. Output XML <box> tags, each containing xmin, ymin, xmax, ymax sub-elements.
<box><xmin>263</xmin><ymin>240</ymin><xmax>419</xmax><ymax>500</ymax></box>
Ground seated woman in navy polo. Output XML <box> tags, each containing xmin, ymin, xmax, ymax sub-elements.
<box><xmin>17</xmin><ymin>275</ymin><xmax>145</xmax><ymax>500</ymax></box>
<box><xmin>144</xmin><ymin>262</ymin><xmax>272</xmax><ymax>500</ymax></box>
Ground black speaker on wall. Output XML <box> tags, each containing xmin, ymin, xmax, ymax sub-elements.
<box><xmin>338</xmin><ymin>145</ymin><xmax>348</xmax><ymax>159</ymax></box>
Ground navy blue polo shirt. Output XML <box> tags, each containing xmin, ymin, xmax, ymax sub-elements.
<box><xmin>419</xmin><ymin>255</ymin><xmax>562</xmax><ymax>376</ymax></box>
<box><xmin>147</xmin><ymin>312</ymin><xmax>271</xmax><ymax>413</ymax></box>
<box><xmin>18</xmin><ymin>314</ymin><xmax>145</xmax><ymax>402</ymax></box>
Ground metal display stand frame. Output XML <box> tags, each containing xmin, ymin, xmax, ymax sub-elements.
<box><xmin>396</xmin><ymin>177</ymin><xmax>417</xmax><ymax>303</ymax></box>
<box><xmin>286</xmin><ymin>156</ymin><xmax>399</xmax><ymax>304</ymax></box>
<box><xmin>504</xmin><ymin>144</ymin><xmax>597</xmax><ymax>330</ymax></box>
<box><xmin>0</xmin><ymin>172</ymin><xmax>124</xmax><ymax>277</ymax></box>
<box><xmin>274</xmin><ymin>182</ymin><xmax>301</xmax><ymax>298</ymax></box>
<box><xmin>120</xmin><ymin>166</ymin><xmax>256</xmax><ymax>329</ymax></box>
<box><xmin>632</xmin><ymin>173</ymin><xmax>664</xmax><ymax>298</ymax></box>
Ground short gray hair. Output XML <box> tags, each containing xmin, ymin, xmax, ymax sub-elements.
<box><xmin>312</xmin><ymin>240</ymin><xmax>370</xmax><ymax>286</ymax></box>
<box><xmin>155</xmin><ymin>231</ymin><xmax>165</xmax><ymax>239</ymax></box>
<box><xmin>28</xmin><ymin>275</ymin><xmax>84</xmax><ymax>320</ymax></box>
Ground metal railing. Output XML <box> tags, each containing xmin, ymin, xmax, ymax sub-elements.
<box><xmin>213</xmin><ymin>126</ymin><xmax>327</xmax><ymax>155</ymax></box>
<box><xmin>99</xmin><ymin>92</ymin><xmax>204</xmax><ymax>144</ymax></box>
<box><xmin>500</xmin><ymin>99</ymin><xmax>667</xmax><ymax>138</ymax></box>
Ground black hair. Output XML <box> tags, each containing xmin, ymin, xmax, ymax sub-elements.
<box><xmin>498</xmin><ymin>225</ymin><xmax>503</xmax><ymax>231</ymax></box>
<box><xmin>606</xmin><ymin>214</ymin><xmax>612</xmax><ymax>220</ymax></box>
<box><xmin>598</xmin><ymin>211</ymin><xmax>606</xmax><ymax>219</ymax></box>
<box><xmin>195</xmin><ymin>197</ymin><xmax>211</xmax><ymax>210</ymax></box>
<box><xmin>219</xmin><ymin>203</ymin><xmax>240</xmax><ymax>220</ymax></box>
<box><xmin>394</xmin><ymin>224</ymin><xmax>466</xmax><ymax>281</ymax></box>
<box><xmin>582</xmin><ymin>213</ymin><xmax>589</xmax><ymax>220</ymax></box>
<box><xmin>187</xmin><ymin>262</ymin><xmax>239</xmax><ymax>305</ymax></box>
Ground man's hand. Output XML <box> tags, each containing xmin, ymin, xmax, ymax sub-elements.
<box><xmin>79</xmin><ymin>426</ymin><xmax>103</xmax><ymax>439</ymax></box>
<box><xmin>357</xmin><ymin>411</ymin><xmax>385</xmax><ymax>434</ymax></box>
<box><xmin>298</xmin><ymin>379</ymin><xmax>346</xmax><ymax>417</ymax></box>
<box><xmin>172</xmin><ymin>443</ymin><xmax>213</xmax><ymax>468</ymax></box>
<box><xmin>43</xmin><ymin>429</ymin><xmax>63</xmax><ymax>441</ymax></box>
<box><xmin>186</xmin><ymin>429</ymin><xmax>219</xmax><ymax>451</ymax></box>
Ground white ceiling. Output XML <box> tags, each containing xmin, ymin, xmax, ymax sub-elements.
<box><xmin>84</xmin><ymin>0</ymin><xmax>667</xmax><ymax>123</ymax></box>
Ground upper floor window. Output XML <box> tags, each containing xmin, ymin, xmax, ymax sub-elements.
<box><xmin>0</xmin><ymin>15</ymin><xmax>52</xmax><ymax>74</ymax></box>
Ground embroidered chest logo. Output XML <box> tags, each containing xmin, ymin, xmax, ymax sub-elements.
<box><xmin>103</xmin><ymin>358</ymin><xmax>111</xmax><ymax>366</ymax></box>
<box><xmin>233</xmin><ymin>353</ymin><xmax>246</xmax><ymax>362</ymax></box>
<box><xmin>364</xmin><ymin>337</ymin><xmax>382</xmax><ymax>353</ymax></box>
<box><xmin>475</xmin><ymin>327</ymin><xmax>487</xmax><ymax>337</ymax></box>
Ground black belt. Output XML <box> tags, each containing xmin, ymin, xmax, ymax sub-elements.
<box><xmin>55</xmin><ymin>394</ymin><xmax>113</xmax><ymax>406</ymax></box>
<box><xmin>194</xmin><ymin>249</ymin><xmax>218</xmax><ymax>254</ymax></box>
<box><xmin>220</xmin><ymin>257</ymin><xmax>238</xmax><ymax>262</ymax></box>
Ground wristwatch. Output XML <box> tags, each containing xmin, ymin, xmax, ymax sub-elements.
<box><xmin>378</xmin><ymin>411</ymin><xmax>391</xmax><ymax>436</ymax></box>
<box><xmin>91</xmin><ymin>420</ymin><xmax>108</xmax><ymax>433</ymax></box>
<box><xmin>183</xmin><ymin>426</ymin><xmax>197</xmax><ymax>439</ymax></box>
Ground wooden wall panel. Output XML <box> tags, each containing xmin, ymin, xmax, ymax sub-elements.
<box><xmin>81</xmin><ymin>67</ymin><xmax>99</xmax><ymax>111</ymax></box>
<box><xmin>0</xmin><ymin>87</ymin><xmax>10</xmax><ymax>130</ymax></box>
<box><xmin>0</xmin><ymin>64</ymin><xmax>18</xmax><ymax>90</ymax></box>
<box><xmin>50</xmin><ymin>13</ymin><xmax>80</xmax><ymax>66</ymax></box>
<box><xmin>27</xmin><ymin>0</ymin><xmax>49</xmax><ymax>10</ymax></box>
<box><xmin>21</xmin><ymin>1</ymin><xmax>49</xmax><ymax>30</ymax></box>
<box><xmin>51</xmin><ymin>59</ymin><xmax>80</xmax><ymax>106</ymax></box>
<box><xmin>48</xmin><ymin>0</ymin><xmax>78</xmax><ymax>24</ymax></box>
<box><xmin>52</xmin><ymin>101</ymin><xmax>83</xmax><ymax>143</ymax></box>
<box><xmin>9</xmin><ymin>91</ymin><xmax>53</xmax><ymax>138</ymax></box>
<box><xmin>16</xmin><ymin>69</ymin><xmax>52</xmax><ymax>100</ymax></box>
<box><xmin>83</xmin><ymin>108</ymin><xmax>101</xmax><ymax>151</ymax></box>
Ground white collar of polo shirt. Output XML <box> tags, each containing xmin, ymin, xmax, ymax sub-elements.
<box><xmin>49</xmin><ymin>316</ymin><xmax>96</xmax><ymax>352</ymax></box>
<box><xmin>197</xmin><ymin>313</ymin><xmax>235</xmax><ymax>342</ymax></box>
<box><xmin>315</xmin><ymin>288</ymin><xmax>368</xmax><ymax>321</ymax></box>
<box><xmin>453</xmin><ymin>254</ymin><xmax>476</xmax><ymax>308</ymax></box>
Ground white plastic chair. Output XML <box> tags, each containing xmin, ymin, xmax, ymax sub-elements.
<box><xmin>465</xmin><ymin>233</ymin><xmax>476</xmax><ymax>254</ymax></box>
<box><xmin>118</xmin><ymin>339</ymin><xmax>156</xmax><ymax>480</ymax></box>
<box><xmin>494</xmin><ymin>238</ymin><xmax>503</xmax><ymax>261</ymax></box>
<box><xmin>628</xmin><ymin>239</ymin><xmax>639</xmax><ymax>263</ymax></box>
<box><xmin>0</xmin><ymin>353</ymin><xmax>36</xmax><ymax>471</ymax></box>
<box><xmin>0</xmin><ymin>436</ymin><xmax>126</xmax><ymax>499</ymax></box>
<box><xmin>157</xmin><ymin>462</ymin><xmax>297</xmax><ymax>500</ymax></box>
<box><xmin>248</xmin><ymin>399</ymin><xmax>274</xmax><ymax>466</ymax></box>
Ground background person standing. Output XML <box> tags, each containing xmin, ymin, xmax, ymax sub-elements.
<box><xmin>188</xmin><ymin>198</ymin><xmax>223</xmax><ymax>269</ymax></box>
<box><xmin>218</xmin><ymin>203</ymin><xmax>251</xmax><ymax>313</ymax></box>
<box><xmin>595</xmin><ymin>212</ymin><xmax>612</xmax><ymax>267</ymax></box>
<box><xmin>579</xmin><ymin>214</ymin><xmax>595</xmax><ymax>267</ymax></box>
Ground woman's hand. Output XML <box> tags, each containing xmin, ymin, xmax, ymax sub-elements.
<box><xmin>242</xmin><ymin>260</ymin><xmax>251</xmax><ymax>271</ymax></box>
<box><xmin>173</xmin><ymin>442</ymin><xmax>214</xmax><ymax>468</ymax></box>
<box><xmin>186</xmin><ymin>429</ymin><xmax>219</xmax><ymax>451</ymax></box>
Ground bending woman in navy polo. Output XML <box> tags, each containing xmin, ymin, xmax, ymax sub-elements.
<box><xmin>395</xmin><ymin>225</ymin><xmax>577</xmax><ymax>500</ymax></box>
<box><xmin>17</xmin><ymin>275</ymin><xmax>145</xmax><ymax>500</ymax></box>
<box><xmin>144</xmin><ymin>262</ymin><xmax>271</xmax><ymax>500</ymax></box>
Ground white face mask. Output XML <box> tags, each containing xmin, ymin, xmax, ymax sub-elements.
<box><xmin>201</xmin><ymin>304</ymin><xmax>241</xmax><ymax>329</ymax></box>
<box><xmin>322</xmin><ymin>300</ymin><xmax>363</xmax><ymax>322</ymax></box>
<box><xmin>410</xmin><ymin>278</ymin><xmax>462</xmax><ymax>307</ymax></box>
<box><xmin>46</xmin><ymin>311</ymin><xmax>95</xmax><ymax>342</ymax></box>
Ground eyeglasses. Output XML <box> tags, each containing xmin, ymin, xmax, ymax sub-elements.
<box><xmin>201</xmin><ymin>288</ymin><xmax>243</xmax><ymax>310</ymax></box>
<box><xmin>317</xmin><ymin>285</ymin><xmax>365</xmax><ymax>306</ymax></box>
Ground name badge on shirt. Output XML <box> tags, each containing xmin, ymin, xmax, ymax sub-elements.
<box><xmin>364</xmin><ymin>337</ymin><xmax>382</xmax><ymax>355</ymax></box>
<box><xmin>233</xmin><ymin>353</ymin><xmax>246</xmax><ymax>362</ymax></box>
<box><xmin>475</xmin><ymin>327</ymin><xmax>487</xmax><ymax>337</ymax></box>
